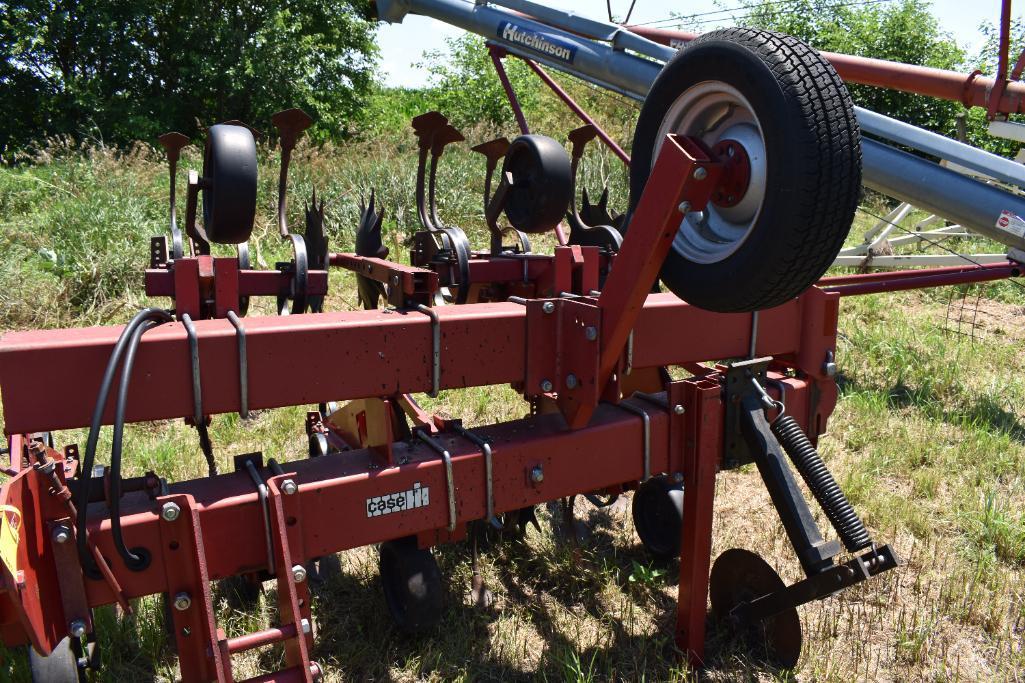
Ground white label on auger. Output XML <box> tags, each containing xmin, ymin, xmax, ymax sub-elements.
<box><xmin>996</xmin><ymin>210</ymin><xmax>1025</xmax><ymax>238</ymax></box>
<box><xmin>366</xmin><ymin>482</ymin><xmax>429</xmax><ymax>518</ymax></box>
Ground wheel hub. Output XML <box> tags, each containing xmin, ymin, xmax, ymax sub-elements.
<box><xmin>710</xmin><ymin>139</ymin><xmax>751</xmax><ymax>209</ymax></box>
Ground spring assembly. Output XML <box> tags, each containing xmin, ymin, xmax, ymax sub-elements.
<box><xmin>771</xmin><ymin>414</ymin><xmax>872</xmax><ymax>552</ymax></box>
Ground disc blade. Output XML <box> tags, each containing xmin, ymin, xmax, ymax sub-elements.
<box><xmin>709</xmin><ymin>548</ymin><xmax>802</xmax><ymax>669</ymax></box>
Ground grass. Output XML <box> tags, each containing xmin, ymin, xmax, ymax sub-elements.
<box><xmin>0</xmin><ymin>127</ymin><xmax>1023</xmax><ymax>681</ymax></box>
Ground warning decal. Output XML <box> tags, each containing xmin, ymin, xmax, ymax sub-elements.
<box><xmin>996</xmin><ymin>210</ymin><xmax>1025</xmax><ymax>239</ymax></box>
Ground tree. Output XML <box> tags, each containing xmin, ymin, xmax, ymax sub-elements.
<box><xmin>0</xmin><ymin>0</ymin><xmax>378</xmax><ymax>156</ymax></box>
<box><xmin>741</xmin><ymin>0</ymin><xmax>969</xmax><ymax>139</ymax></box>
<box><xmin>416</xmin><ymin>34</ymin><xmax>540</xmax><ymax>131</ymax></box>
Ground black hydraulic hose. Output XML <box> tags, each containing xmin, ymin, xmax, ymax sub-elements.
<box><xmin>771</xmin><ymin>414</ymin><xmax>872</xmax><ymax>552</ymax></box>
<box><xmin>76</xmin><ymin>308</ymin><xmax>172</xmax><ymax>571</ymax></box>
<box><xmin>109</xmin><ymin>319</ymin><xmax>159</xmax><ymax>569</ymax></box>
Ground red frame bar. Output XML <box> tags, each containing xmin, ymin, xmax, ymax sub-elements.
<box><xmin>629</xmin><ymin>25</ymin><xmax>1025</xmax><ymax>116</ymax></box>
<box><xmin>822</xmin><ymin>262</ymin><xmax>1021</xmax><ymax>296</ymax></box>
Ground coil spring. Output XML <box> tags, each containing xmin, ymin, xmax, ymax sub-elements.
<box><xmin>771</xmin><ymin>414</ymin><xmax>872</xmax><ymax>552</ymax></box>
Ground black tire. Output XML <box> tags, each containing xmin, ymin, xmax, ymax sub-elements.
<box><xmin>202</xmin><ymin>123</ymin><xmax>258</xmax><ymax>244</ymax></box>
<box><xmin>28</xmin><ymin>637</ymin><xmax>83</xmax><ymax>683</ymax></box>
<box><xmin>628</xmin><ymin>28</ymin><xmax>861</xmax><ymax>312</ymax></box>
<box><xmin>379</xmin><ymin>537</ymin><xmax>444</xmax><ymax>634</ymax></box>
<box><xmin>502</xmin><ymin>135</ymin><xmax>573</xmax><ymax>234</ymax></box>
<box><xmin>632</xmin><ymin>476</ymin><xmax>684</xmax><ymax>561</ymax></box>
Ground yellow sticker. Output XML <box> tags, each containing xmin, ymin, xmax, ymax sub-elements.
<box><xmin>0</xmin><ymin>505</ymin><xmax>21</xmax><ymax>575</ymax></box>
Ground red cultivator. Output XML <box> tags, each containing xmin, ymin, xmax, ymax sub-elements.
<box><xmin>1</xmin><ymin>25</ymin><xmax>1022</xmax><ymax>683</ymax></box>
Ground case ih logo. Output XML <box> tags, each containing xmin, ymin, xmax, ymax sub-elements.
<box><xmin>498</xmin><ymin>21</ymin><xmax>577</xmax><ymax>63</ymax></box>
<box><xmin>366</xmin><ymin>482</ymin><xmax>429</xmax><ymax>518</ymax></box>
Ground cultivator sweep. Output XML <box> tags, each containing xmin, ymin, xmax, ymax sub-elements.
<box><xmin>3</xmin><ymin>2</ymin><xmax>1025</xmax><ymax>681</ymax></box>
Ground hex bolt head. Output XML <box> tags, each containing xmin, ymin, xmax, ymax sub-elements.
<box><xmin>530</xmin><ymin>465</ymin><xmax>544</xmax><ymax>484</ymax></box>
<box><xmin>584</xmin><ymin>326</ymin><xmax>598</xmax><ymax>341</ymax></box>
<box><xmin>68</xmin><ymin>619</ymin><xmax>87</xmax><ymax>639</ymax></box>
<box><xmin>51</xmin><ymin>525</ymin><xmax>71</xmax><ymax>544</ymax></box>
<box><xmin>173</xmin><ymin>592</ymin><xmax>192</xmax><ymax>611</ymax></box>
<box><xmin>542</xmin><ymin>301</ymin><xmax>555</xmax><ymax>314</ymax></box>
<box><xmin>160</xmin><ymin>501</ymin><xmax>181</xmax><ymax>522</ymax></box>
<box><xmin>300</xmin><ymin>618</ymin><xmax>311</xmax><ymax>634</ymax></box>
<box><xmin>281</xmin><ymin>479</ymin><xmax>298</xmax><ymax>495</ymax></box>
<box><xmin>540</xmin><ymin>379</ymin><xmax>553</xmax><ymax>393</ymax></box>
<box><xmin>693</xmin><ymin>167</ymin><xmax>708</xmax><ymax>181</ymax></box>
<box><xmin>565</xmin><ymin>374</ymin><xmax>578</xmax><ymax>389</ymax></box>
<box><xmin>673</xmin><ymin>404</ymin><xmax>685</xmax><ymax>415</ymax></box>
<box><xmin>678</xmin><ymin>201</ymin><xmax>691</xmax><ymax>214</ymax></box>
<box><xmin>292</xmin><ymin>564</ymin><xmax>308</xmax><ymax>583</ymax></box>
<box><xmin>823</xmin><ymin>361</ymin><xmax>838</xmax><ymax>377</ymax></box>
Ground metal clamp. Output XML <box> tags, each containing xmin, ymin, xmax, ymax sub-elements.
<box><xmin>414</xmin><ymin>429</ymin><xmax>457</xmax><ymax>531</ymax></box>
<box><xmin>180</xmin><ymin>313</ymin><xmax>204</xmax><ymax>426</ymax></box>
<box><xmin>415</xmin><ymin>305</ymin><xmax>441</xmax><ymax>397</ymax></box>
<box><xmin>244</xmin><ymin>460</ymin><xmax>275</xmax><ymax>575</ymax></box>
<box><xmin>748</xmin><ymin>310</ymin><xmax>760</xmax><ymax>359</ymax></box>
<box><xmin>452</xmin><ymin>424</ymin><xmax>500</xmax><ymax>528</ymax></box>
<box><xmin>625</xmin><ymin>330</ymin><xmax>634</xmax><ymax>375</ymax></box>
<box><xmin>226</xmin><ymin>311</ymin><xmax>249</xmax><ymax>418</ymax></box>
<box><xmin>617</xmin><ymin>398</ymin><xmax>651</xmax><ymax>481</ymax></box>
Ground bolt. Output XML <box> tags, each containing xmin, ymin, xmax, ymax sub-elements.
<box><xmin>673</xmin><ymin>404</ymin><xmax>685</xmax><ymax>415</ymax></box>
<box><xmin>672</xmin><ymin>472</ymin><xmax>684</xmax><ymax>484</ymax></box>
<box><xmin>693</xmin><ymin>167</ymin><xmax>708</xmax><ymax>181</ymax></box>
<box><xmin>68</xmin><ymin>619</ymin><xmax>87</xmax><ymax>639</ymax></box>
<box><xmin>281</xmin><ymin>479</ymin><xmax>298</xmax><ymax>495</ymax></box>
<box><xmin>540</xmin><ymin>379</ymin><xmax>553</xmax><ymax>393</ymax></box>
<box><xmin>823</xmin><ymin>361</ymin><xmax>838</xmax><ymax>377</ymax></box>
<box><xmin>392</xmin><ymin>275</ymin><xmax>400</xmax><ymax>285</ymax></box>
<box><xmin>677</xmin><ymin>201</ymin><xmax>691</xmax><ymax>214</ymax></box>
<box><xmin>173</xmin><ymin>592</ymin><xmax>192</xmax><ymax>611</ymax></box>
<box><xmin>530</xmin><ymin>465</ymin><xmax>544</xmax><ymax>484</ymax></box>
<box><xmin>292</xmin><ymin>564</ymin><xmax>308</xmax><ymax>583</ymax></box>
<box><xmin>160</xmin><ymin>501</ymin><xmax>181</xmax><ymax>522</ymax></box>
<box><xmin>300</xmin><ymin>618</ymin><xmax>311</xmax><ymax>634</ymax></box>
<box><xmin>52</xmin><ymin>525</ymin><xmax>71</xmax><ymax>544</ymax></box>
<box><xmin>565</xmin><ymin>374</ymin><xmax>578</xmax><ymax>389</ymax></box>
<box><xmin>584</xmin><ymin>326</ymin><xmax>597</xmax><ymax>341</ymax></box>
<box><xmin>542</xmin><ymin>301</ymin><xmax>555</xmax><ymax>314</ymax></box>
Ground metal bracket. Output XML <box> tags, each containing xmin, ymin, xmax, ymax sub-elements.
<box><xmin>616</xmin><ymin>398</ymin><xmax>651</xmax><ymax>481</ymax></box>
<box><xmin>413</xmin><ymin>429</ymin><xmax>457</xmax><ymax>531</ymax></box>
<box><xmin>180</xmin><ymin>314</ymin><xmax>204</xmax><ymax>426</ymax></box>
<box><xmin>415</xmin><ymin>305</ymin><xmax>441</xmax><ymax>397</ymax></box>
<box><xmin>723</xmin><ymin>357</ymin><xmax>772</xmax><ymax>469</ymax></box>
<box><xmin>235</xmin><ymin>454</ymin><xmax>274</xmax><ymax>576</ymax></box>
<box><xmin>524</xmin><ymin>297</ymin><xmax>602</xmax><ymax>426</ymax></box>
<box><xmin>451</xmin><ymin>423</ymin><xmax>500</xmax><ymax>528</ymax></box>
<box><xmin>226</xmin><ymin>311</ymin><xmax>249</xmax><ymax>418</ymax></box>
<box><xmin>734</xmin><ymin>544</ymin><xmax>900</xmax><ymax>624</ymax></box>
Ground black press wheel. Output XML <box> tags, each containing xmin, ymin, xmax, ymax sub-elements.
<box><xmin>379</xmin><ymin>537</ymin><xmax>444</xmax><ymax>634</ymax></box>
<box><xmin>28</xmin><ymin>637</ymin><xmax>84</xmax><ymax>683</ymax></box>
<box><xmin>628</xmin><ymin>28</ymin><xmax>861</xmax><ymax>312</ymax></box>
<box><xmin>631</xmin><ymin>476</ymin><xmax>684</xmax><ymax>561</ymax></box>
<box><xmin>202</xmin><ymin>123</ymin><xmax>258</xmax><ymax>245</ymax></box>
<box><xmin>502</xmin><ymin>135</ymin><xmax>573</xmax><ymax>234</ymax></box>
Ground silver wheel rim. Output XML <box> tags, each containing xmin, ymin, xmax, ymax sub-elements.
<box><xmin>653</xmin><ymin>81</ymin><xmax>768</xmax><ymax>264</ymax></box>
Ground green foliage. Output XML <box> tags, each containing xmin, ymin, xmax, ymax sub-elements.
<box><xmin>415</xmin><ymin>34</ymin><xmax>541</xmax><ymax>132</ymax></box>
<box><xmin>0</xmin><ymin>0</ymin><xmax>378</xmax><ymax>156</ymax></box>
<box><xmin>745</xmin><ymin>0</ymin><xmax>968</xmax><ymax>137</ymax></box>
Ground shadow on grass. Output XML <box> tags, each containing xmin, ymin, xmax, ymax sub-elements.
<box><xmin>839</xmin><ymin>372</ymin><xmax>1025</xmax><ymax>445</ymax></box>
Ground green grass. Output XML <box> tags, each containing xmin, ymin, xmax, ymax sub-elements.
<box><xmin>1</xmin><ymin>133</ymin><xmax>1023</xmax><ymax>681</ymax></box>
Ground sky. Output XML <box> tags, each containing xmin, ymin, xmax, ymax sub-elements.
<box><xmin>375</xmin><ymin>0</ymin><xmax>1012</xmax><ymax>87</ymax></box>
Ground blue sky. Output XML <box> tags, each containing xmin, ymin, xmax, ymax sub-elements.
<box><xmin>376</xmin><ymin>0</ymin><xmax>1012</xmax><ymax>87</ymax></box>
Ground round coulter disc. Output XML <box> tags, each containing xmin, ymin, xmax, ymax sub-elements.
<box><xmin>709</xmin><ymin>547</ymin><xmax>802</xmax><ymax>669</ymax></box>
